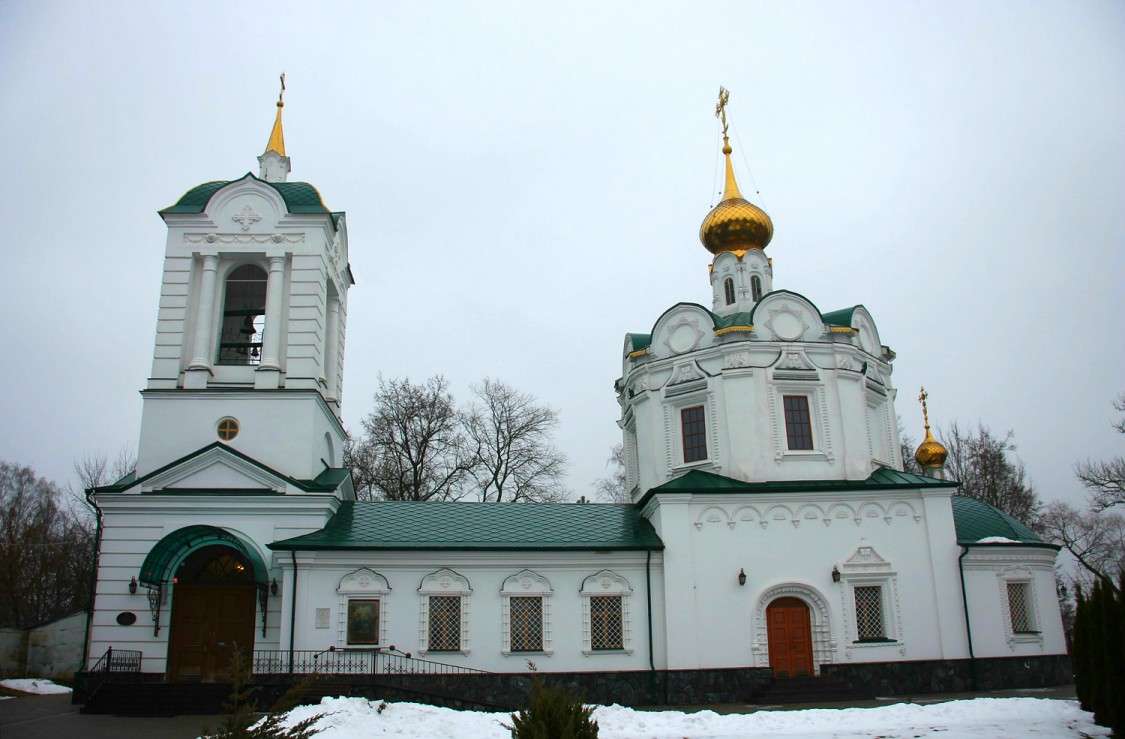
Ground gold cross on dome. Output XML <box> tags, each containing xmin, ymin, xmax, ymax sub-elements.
<box><xmin>918</xmin><ymin>387</ymin><xmax>930</xmax><ymax>426</ymax></box>
<box><xmin>279</xmin><ymin>72</ymin><xmax>286</xmax><ymax>103</ymax></box>
<box><xmin>715</xmin><ymin>86</ymin><xmax>730</xmax><ymax>136</ymax></box>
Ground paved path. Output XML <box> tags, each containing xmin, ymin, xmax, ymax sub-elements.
<box><xmin>0</xmin><ymin>684</ymin><xmax>1080</xmax><ymax>738</ymax></box>
<box><xmin>0</xmin><ymin>693</ymin><xmax>220</xmax><ymax>739</ymax></box>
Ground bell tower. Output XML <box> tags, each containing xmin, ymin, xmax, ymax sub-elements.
<box><xmin>134</xmin><ymin>81</ymin><xmax>354</xmax><ymax>481</ymax></box>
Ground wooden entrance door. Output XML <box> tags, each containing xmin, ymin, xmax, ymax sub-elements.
<box><xmin>167</xmin><ymin>584</ymin><xmax>256</xmax><ymax>681</ymax></box>
<box><xmin>766</xmin><ymin>597</ymin><xmax>814</xmax><ymax>677</ymax></box>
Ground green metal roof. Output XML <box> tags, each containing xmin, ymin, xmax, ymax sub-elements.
<box><xmin>822</xmin><ymin>307</ymin><xmax>858</xmax><ymax>326</ymax></box>
<box><xmin>139</xmin><ymin>525</ymin><xmax>268</xmax><ymax>587</ymax></box>
<box><xmin>269</xmin><ymin>501</ymin><xmax>664</xmax><ymax>552</ymax></box>
<box><xmin>951</xmin><ymin>495</ymin><xmax>1053</xmax><ymax>547</ymax></box>
<box><xmin>627</xmin><ymin>333</ymin><xmax>652</xmax><ymax>353</ymax></box>
<box><xmin>712</xmin><ymin>311</ymin><xmax>755</xmax><ymax>330</ymax></box>
<box><xmin>160</xmin><ymin>174</ymin><xmax>332</xmax><ymax>216</ymax></box>
<box><xmin>638</xmin><ymin>467</ymin><xmax>954</xmax><ymax>507</ymax></box>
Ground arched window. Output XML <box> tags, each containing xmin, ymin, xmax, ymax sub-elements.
<box><xmin>723</xmin><ymin>277</ymin><xmax>735</xmax><ymax>305</ymax></box>
<box><xmin>218</xmin><ymin>265</ymin><xmax>267</xmax><ymax>365</ymax></box>
<box><xmin>751</xmin><ymin>274</ymin><xmax>763</xmax><ymax>302</ymax></box>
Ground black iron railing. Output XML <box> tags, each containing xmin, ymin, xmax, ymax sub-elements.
<box><xmin>251</xmin><ymin>646</ymin><xmax>491</xmax><ymax>676</ymax></box>
<box><xmin>85</xmin><ymin>647</ymin><xmax>143</xmax><ymax>700</ymax></box>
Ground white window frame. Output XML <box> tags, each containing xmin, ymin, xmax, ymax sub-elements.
<box><xmin>418</xmin><ymin>568</ymin><xmax>472</xmax><ymax>654</ymax></box>
<box><xmin>769</xmin><ymin>383</ymin><xmax>833</xmax><ymax>464</ymax></box>
<box><xmin>997</xmin><ymin>568</ymin><xmax>1042</xmax><ymax>646</ymax></box>
<box><xmin>500</xmin><ymin>570</ymin><xmax>552</xmax><ymax>655</ymax></box>
<box><xmin>336</xmin><ymin>568</ymin><xmax>390</xmax><ymax>647</ymax></box>
<box><xmin>580</xmin><ymin>570</ymin><xmax>634</xmax><ymax>655</ymax></box>
<box><xmin>665</xmin><ymin>390</ymin><xmax>719</xmax><ymax>474</ymax></box>
<box><xmin>838</xmin><ymin>545</ymin><xmax>901</xmax><ymax>648</ymax></box>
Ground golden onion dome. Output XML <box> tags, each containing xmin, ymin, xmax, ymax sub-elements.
<box><xmin>914</xmin><ymin>427</ymin><xmax>948</xmax><ymax>469</ymax></box>
<box><xmin>913</xmin><ymin>387</ymin><xmax>948</xmax><ymax>469</ymax></box>
<box><xmin>700</xmin><ymin>136</ymin><xmax>773</xmax><ymax>254</ymax></box>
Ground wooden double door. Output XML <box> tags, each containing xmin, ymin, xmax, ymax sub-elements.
<box><xmin>766</xmin><ymin>597</ymin><xmax>813</xmax><ymax>677</ymax></box>
<box><xmin>167</xmin><ymin>582</ymin><xmax>256</xmax><ymax>682</ymax></box>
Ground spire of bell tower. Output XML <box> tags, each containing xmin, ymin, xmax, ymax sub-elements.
<box><xmin>258</xmin><ymin>73</ymin><xmax>291</xmax><ymax>183</ymax></box>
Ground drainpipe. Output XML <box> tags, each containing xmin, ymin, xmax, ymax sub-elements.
<box><xmin>646</xmin><ymin>549</ymin><xmax>665</xmax><ymax>705</ymax></box>
<box><xmin>288</xmin><ymin>551</ymin><xmax>298</xmax><ymax>674</ymax></box>
<box><xmin>79</xmin><ymin>486</ymin><xmax>104</xmax><ymax>675</ymax></box>
<box><xmin>958</xmin><ymin>546</ymin><xmax>979</xmax><ymax>691</ymax></box>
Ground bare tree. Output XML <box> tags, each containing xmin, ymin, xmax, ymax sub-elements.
<box><xmin>0</xmin><ymin>461</ymin><xmax>95</xmax><ymax>628</ymax></box>
<box><xmin>594</xmin><ymin>443</ymin><xmax>631</xmax><ymax>503</ymax></box>
<box><xmin>1037</xmin><ymin>501</ymin><xmax>1125</xmax><ymax>590</ymax></box>
<box><xmin>347</xmin><ymin>376</ymin><xmax>475</xmax><ymax>501</ymax></box>
<box><xmin>1074</xmin><ymin>392</ymin><xmax>1125</xmax><ymax>511</ymax></box>
<box><xmin>897</xmin><ymin>416</ymin><xmax>922</xmax><ymax>475</ymax></box>
<box><xmin>941</xmin><ymin>422</ymin><xmax>1040</xmax><ymax>524</ymax></box>
<box><xmin>70</xmin><ymin>448</ymin><xmax>137</xmax><ymax>514</ymax></box>
<box><xmin>466</xmin><ymin>378</ymin><xmax>569</xmax><ymax>502</ymax></box>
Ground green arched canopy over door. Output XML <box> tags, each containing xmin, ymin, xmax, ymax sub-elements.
<box><xmin>138</xmin><ymin>525</ymin><xmax>269</xmax><ymax>636</ymax></box>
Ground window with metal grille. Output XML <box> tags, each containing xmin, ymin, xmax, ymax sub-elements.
<box><xmin>590</xmin><ymin>596</ymin><xmax>624</xmax><ymax>650</ymax></box>
<box><xmin>428</xmin><ymin>595</ymin><xmax>461</xmax><ymax>651</ymax></box>
<box><xmin>783</xmin><ymin>395</ymin><xmax>814</xmax><ymax>450</ymax></box>
<box><xmin>509</xmin><ymin>596</ymin><xmax>543</xmax><ymax>651</ymax></box>
<box><xmin>1007</xmin><ymin>582</ymin><xmax>1033</xmax><ymax>632</ymax></box>
<box><xmin>854</xmin><ymin>586</ymin><xmax>885</xmax><ymax>640</ymax></box>
<box><xmin>682</xmin><ymin>406</ymin><xmax>708</xmax><ymax>463</ymax></box>
<box><xmin>723</xmin><ymin>277</ymin><xmax>735</xmax><ymax>305</ymax></box>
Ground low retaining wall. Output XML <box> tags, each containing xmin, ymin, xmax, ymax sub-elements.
<box><xmin>255</xmin><ymin>667</ymin><xmax>775</xmax><ymax>711</ymax></box>
<box><xmin>820</xmin><ymin>654</ymin><xmax>1073</xmax><ymax>696</ymax></box>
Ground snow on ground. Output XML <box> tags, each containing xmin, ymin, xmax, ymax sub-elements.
<box><xmin>0</xmin><ymin>678</ymin><xmax>72</xmax><ymax>695</ymax></box>
<box><xmin>260</xmin><ymin>696</ymin><xmax>1109</xmax><ymax>739</ymax></box>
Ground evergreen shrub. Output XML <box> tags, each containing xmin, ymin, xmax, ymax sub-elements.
<box><xmin>508</xmin><ymin>677</ymin><xmax>599</xmax><ymax>739</ymax></box>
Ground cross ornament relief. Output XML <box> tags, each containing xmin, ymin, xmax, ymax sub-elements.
<box><xmin>232</xmin><ymin>205</ymin><xmax>261</xmax><ymax>231</ymax></box>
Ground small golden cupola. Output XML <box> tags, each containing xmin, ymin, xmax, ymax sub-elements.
<box><xmin>914</xmin><ymin>387</ymin><xmax>948</xmax><ymax>477</ymax></box>
<box><xmin>699</xmin><ymin>87</ymin><xmax>774</xmax><ymax>255</ymax></box>
<box><xmin>258</xmin><ymin>73</ymin><xmax>291</xmax><ymax>183</ymax></box>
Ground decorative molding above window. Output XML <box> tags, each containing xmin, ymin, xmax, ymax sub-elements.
<box><xmin>418</xmin><ymin>569</ymin><xmax>471</xmax><ymax>655</ymax></box>
<box><xmin>337</xmin><ymin>568</ymin><xmax>390</xmax><ymax>647</ymax></box>
<box><xmin>581</xmin><ymin>571</ymin><xmax>634</xmax><ymax>654</ymax></box>
<box><xmin>996</xmin><ymin>567</ymin><xmax>1043</xmax><ymax>648</ymax></box>
<box><xmin>837</xmin><ymin>545</ymin><xmax>903</xmax><ymax>651</ymax></box>
<box><xmin>500</xmin><ymin>570</ymin><xmax>553</xmax><ymax>655</ymax></box>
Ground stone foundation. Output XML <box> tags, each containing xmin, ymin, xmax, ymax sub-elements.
<box><xmin>820</xmin><ymin>654</ymin><xmax>1073</xmax><ymax>696</ymax></box>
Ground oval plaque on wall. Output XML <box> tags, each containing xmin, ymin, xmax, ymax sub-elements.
<box><xmin>116</xmin><ymin>612</ymin><xmax>137</xmax><ymax>626</ymax></box>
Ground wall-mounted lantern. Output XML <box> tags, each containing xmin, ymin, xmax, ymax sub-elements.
<box><xmin>128</xmin><ymin>576</ymin><xmax>138</xmax><ymax>594</ymax></box>
<box><xmin>738</xmin><ymin>568</ymin><xmax>747</xmax><ymax>587</ymax></box>
<box><xmin>270</xmin><ymin>578</ymin><xmax>279</xmax><ymax>596</ymax></box>
<box><xmin>832</xmin><ymin>565</ymin><xmax>841</xmax><ymax>583</ymax></box>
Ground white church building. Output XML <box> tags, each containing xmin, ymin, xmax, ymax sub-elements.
<box><xmin>80</xmin><ymin>89</ymin><xmax>1069</xmax><ymax>709</ymax></box>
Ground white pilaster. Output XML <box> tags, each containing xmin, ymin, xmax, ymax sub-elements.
<box><xmin>184</xmin><ymin>254</ymin><xmax>219</xmax><ymax>388</ymax></box>
<box><xmin>324</xmin><ymin>297</ymin><xmax>340</xmax><ymax>404</ymax></box>
<box><xmin>255</xmin><ymin>255</ymin><xmax>287</xmax><ymax>389</ymax></box>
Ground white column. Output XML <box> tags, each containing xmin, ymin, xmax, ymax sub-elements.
<box><xmin>324</xmin><ymin>297</ymin><xmax>340</xmax><ymax>402</ymax></box>
<box><xmin>258</xmin><ymin>256</ymin><xmax>286</xmax><ymax>372</ymax></box>
<box><xmin>186</xmin><ymin>255</ymin><xmax>219</xmax><ymax>371</ymax></box>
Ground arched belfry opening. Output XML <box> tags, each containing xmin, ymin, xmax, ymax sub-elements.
<box><xmin>218</xmin><ymin>264</ymin><xmax>267</xmax><ymax>365</ymax></box>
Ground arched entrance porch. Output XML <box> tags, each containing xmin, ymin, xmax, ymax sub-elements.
<box><xmin>136</xmin><ymin>526</ymin><xmax>269</xmax><ymax>681</ymax></box>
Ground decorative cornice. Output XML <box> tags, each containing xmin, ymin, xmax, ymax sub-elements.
<box><xmin>185</xmin><ymin>233</ymin><xmax>305</xmax><ymax>244</ymax></box>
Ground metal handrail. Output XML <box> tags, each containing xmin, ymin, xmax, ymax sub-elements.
<box><xmin>252</xmin><ymin>646</ymin><xmax>491</xmax><ymax>676</ymax></box>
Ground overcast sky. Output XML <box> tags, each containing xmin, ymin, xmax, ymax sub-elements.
<box><xmin>1</xmin><ymin>2</ymin><xmax>1121</xmax><ymax>507</ymax></box>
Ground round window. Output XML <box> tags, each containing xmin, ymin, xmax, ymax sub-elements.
<box><xmin>217</xmin><ymin>417</ymin><xmax>240</xmax><ymax>441</ymax></box>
